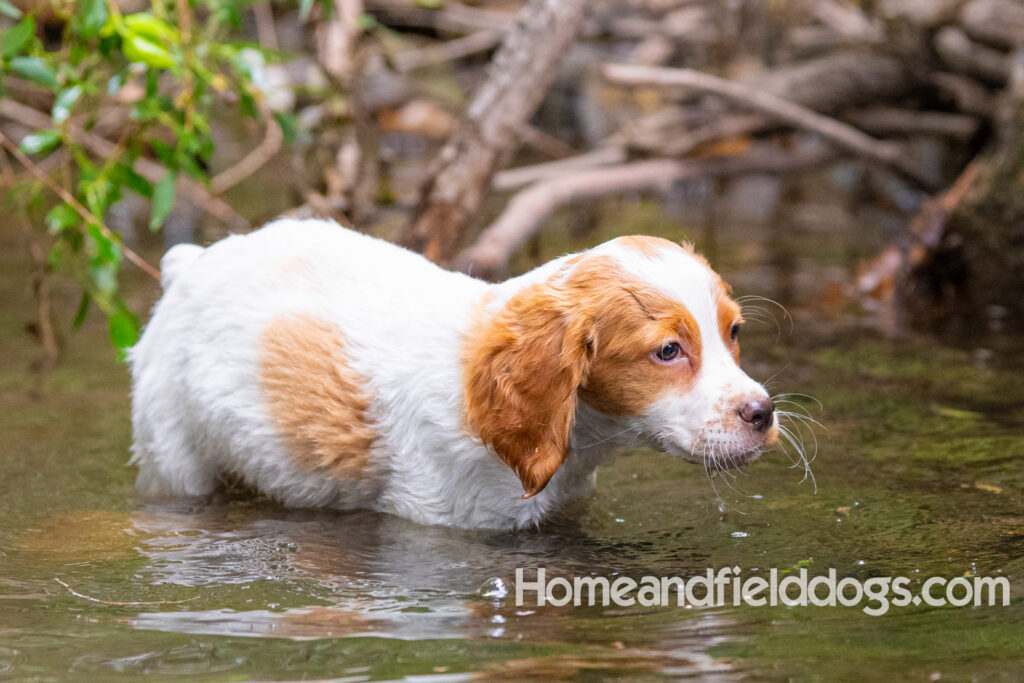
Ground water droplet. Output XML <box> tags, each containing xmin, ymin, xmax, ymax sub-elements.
<box><xmin>752</xmin><ymin>494</ymin><xmax>763</xmax><ymax>499</ymax></box>
<box><xmin>615</xmin><ymin>518</ymin><xmax>625</xmax><ymax>523</ymax></box>
<box><xmin>857</xmin><ymin>560</ymin><xmax>865</xmax><ymax>565</ymax></box>
<box><xmin>731</xmin><ymin>531</ymin><xmax>748</xmax><ymax>538</ymax></box>
<box><xmin>479</xmin><ymin>577</ymin><xmax>508</xmax><ymax>599</ymax></box>
<box><xmin>491</xmin><ymin>614</ymin><xmax>506</xmax><ymax>624</ymax></box>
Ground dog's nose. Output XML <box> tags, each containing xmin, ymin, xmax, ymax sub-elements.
<box><xmin>738</xmin><ymin>398</ymin><xmax>775</xmax><ymax>432</ymax></box>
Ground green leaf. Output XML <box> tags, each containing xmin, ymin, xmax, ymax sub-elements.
<box><xmin>71</xmin><ymin>291</ymin><xmax>90</xmax><ymax>329</ymax></box>
<box><xmin>9</xmin><ymin>56</ymin><xmax>58</xmax><ymax>88</ymax></box>
<box><xmin>2</xmin><ymin>15</ymin><xmax>34</xmax><ymax>58</ymax></box>
<box><xmin>111</xmin><ymin>162</ymin><xmax>152</xmax><ymax>198</ymax></box>
<box><xmin>122</xmin><ymin>34</ymin><xmax>176</xmax><ymax>69</ymax></box>
<box><xmin>273</xmin><ymin>112</ymin><xmax>301</xmax><ymax>145</ymax></box>
<box><xmin>414</xmin><ymin>0</ymin><xmax>444</xmax><ymax>8</ymax></box>
<box><xmin>74</xmin><ymin>0</ymin><xmax>108</xmax><ymax>38</ymax></box>
<box><xmin>123</xmin><ymin>13</ymin><xmax>179</xmax><ymax>43</ymax></box>
<box><xmin>19</xmin><ymin>130</ymin><xmax>61</xmax><ymax>155</ymax></box>
<box><xmin>0</xmin><ymin>0</ymin><xmax>22</xmax><ymax>19</ymax></box>
<box><xmin>107</xmin><ymin>307</ymin><xmax>139</xmax><ymax>359</ymax></box>
<box><xmin>52</xmin><ymin>84</ymin><xmax>83</xmax><ymax>123</ymax></box>
<box><xmin>149</xmin><ymin>171</ymin><xmax>176</xmax><ymax>230</ymax></box>
<box><xmin>45</xmin><ymin>203</ymin><xmax>79</xmax><ymax>234</ymax></box>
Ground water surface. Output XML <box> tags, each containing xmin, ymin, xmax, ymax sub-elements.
<box><xmin>1</xmin><ymin>198</ymin><xmax>1022</xmax><ymax>681</ymax></box>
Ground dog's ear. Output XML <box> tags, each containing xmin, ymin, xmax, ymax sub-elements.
<box><xmin>464</xmin><ymin>285</ymin><xmax>594</xmax><ymax>498</ymax></box>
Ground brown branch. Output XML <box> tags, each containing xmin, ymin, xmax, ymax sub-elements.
<box><xmin>602</xmin><ymin>63</ymin><xmax>937</xmax><ymax>189</ymax></box>
<box><xmin>0</xmin><ymin>132</ymin><xmax>162</xmax><ymax>281</ymax></box>
<box><xmin>856</xmin><ymin>158</ymin><xmax>984</xmax><ymax>299</ymax></box>
<box><xmin>0</xmin><ymin>99</ymin><xmax>250</xmax><ymax>232</ymax></box>
<box><xmin>399</xmin><ymin>0</ymin><xmax>588</xmax><ymax>262</ymax></box>
<box><xmin>491</xmin><ymin>146</ymin><xmax>626</xmax><ymax>191</ymax></box>
<box><xmin>842</xmin><ymin>107</ymin><xmax>980</xmax><ymax>140</ymax></box>
<box><xmin>457</xmin><ymin>140</ymin><xmax>836</xmax><ymax>279</ymax></box>
<box><xmin>210</xmin><ymin>108</ymin><xmax>283</xmax><ymax>195</ymax></box>
<box><xmin>365</xmin><ymin>0</ymin><xmax>511</xmax><ymax>34</ymax></box>
<box><xmin>515</xmin><ymin>124</ymin><xmax>578</xmax><ymax>160</ymax></box>
<box><xmin>392</xmin><ymin>30</ymin><xmax>502</xmax><ymax>73</ymax></box>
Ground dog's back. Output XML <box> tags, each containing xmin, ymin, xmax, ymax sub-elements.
<box><xmin>129</xmin><ymin>219</ymin><xmax>485</xmax><ymax>508</ymax></box>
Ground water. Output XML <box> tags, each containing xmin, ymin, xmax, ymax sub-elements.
<box><xmin>2</xmin><ymin>194</ymin><xmax>1022</xmax><ymax>680</ymax></box>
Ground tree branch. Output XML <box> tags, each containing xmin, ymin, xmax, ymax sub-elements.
<box><xmin>457</xmin><ymin>140</ymin><xmax>836</xmax><ymax>279</ymax></box>
<box><xmin>0</xmin><ymin>132</ymin><xmax>162</xmax><ymax>281</ymax></box>
<box><xmin>0</xmin><ymin>99</ymin><xmax>250</xmax><ymax>232</ymax></box>
<box><xmin>602</xmin><ymin>63</ymin><xmax>937</xmax><ymax>189</ymax></box>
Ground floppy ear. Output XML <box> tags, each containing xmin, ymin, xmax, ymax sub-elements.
<box><xmin>464</xmin><ymin>285</ymin><xmax>594</xmax><ymax>498</ymax></box>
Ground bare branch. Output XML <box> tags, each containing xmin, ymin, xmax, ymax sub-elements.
<box><xmin>458</xmin><ymin>140</ymin><xmax>835</xmax><ymax>279</ymax></box>
<box><xmin>393</xmin><ymin>30</ymin><xmax>502</xmax><ymax>73</ymax></box>
<box><xmin>492</xmin><ymin>146</ymin><xmax>626</xmax><ymax>191</ymax></box>
<box><xmin>210</xmin><ymin>108</ymin><xmax>283</xmax><ymax>195</ymax></box>
<box><xmin>400</xmin><ymin>0</ymin><xmax>588</xmax><ymax>262</ymax></box>
<box><xmin>602</xmin><ymin>63</ymin><xmax>936</xmax><ymax>188</ymax></box>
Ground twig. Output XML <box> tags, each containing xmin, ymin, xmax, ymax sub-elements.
<box><xmin>602</xmin><ymin>63</ymin><xmax>936</xmax><ymax>189</ymax></box>
<box><xmin>492</xmin><ymin>146</ymin><xmax>626</xmax><ymax>191</ymax></box>
<box><xmin>393</xmin><ymin>30</ymin><xmax>502</xmax><ymax>73</ymax></box>
<box><xmin>210</xmin><ymin>106</ymin><xmax>283</xmax><ymax>194</ymax></box>
<box><xmin>54</xmin><ymin>577</ymin><xmax>199</xmax><ymax>606</ymax></box>
<box><xmin>857</xmin><ymin>158</ymin><xmax>985</xmax><ymax>297</ymax></box>
<box><xmin>365</xmin><ymin>0</ymin><xmax>511</xmax><ymax>34</ymax></box>
<box><xmin>0</xmin><ymin>132</ymin><xmax>162</xmax><ymax>281</ymax></box>
<box><xmin>0</xmin><ymin>99</ymin><xmax>250</xmax><ymax>232</ymax></box>
<box><xmin>843</xmin><ymin>107</ymin><xmax>979</xmax><ymax>140</ymax></box>
<box><xmin>515</xmin><ymin>124</ymin><xmax>578</xmax><ymax>160</ymax></box>
<box><xmin>458</xmin><ymin>140</ymin><xmax>835</xmax><ymax>278</ymax></box>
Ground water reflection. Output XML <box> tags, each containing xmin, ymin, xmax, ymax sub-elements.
<box><xmin>125</xmin><ymin>502</ymin><xmax>740</xmax><ymax>676</ymax></box>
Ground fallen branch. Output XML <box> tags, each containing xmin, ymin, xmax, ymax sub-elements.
<box><xmin>400</xmin><ymin>0</ymin><xmax>588</xmax><ymax>262</ymax></box>
<box><xmin>393</xmin><ymin>30</ymin><xmax>502</xmax><ymax>73</ymax></box>
<box><xmin>857</xmin><ymin>158</ymin><xmax>984</xmax><ymax>298</ymax></box>
<box><xmin>0</xmin><ymin>131</ymin><xmax>162</xmax><ymax>281</ymax></box>
<box><xmin>365</xmin><ymin>0</ymin><xmax>511</xmax><ymax>34</ymax></box>
<box><xmin>602</xmin><ymin>63</ymin><xmax>936</xmax><ymax>189</ymax></box>
<box><xmin>515</xmin><ymin>123</ymin><xmax>578</xmax><ymax>160</ymax></box>
<box><xmin>843</xmin><ymin>106</ymin><xmax>980</xmax><ymax>140</ymax></box>
<box><xmin>934</xmin><ymin>26</ymin><xmax>1009</xmax><ymax>84</ymax></box>
<box><xmin>492</xmin><ymin>146</ymin><xmax>626</xmax><ymax>191</ymax></box>
<box><xmin>458</xmin><ymin>140</ymin><xmax>836</xmax><ymax>278</ymax></box>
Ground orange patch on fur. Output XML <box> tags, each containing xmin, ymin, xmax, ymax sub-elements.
<box><xmin>463</xmin><ymin>256</ymin><xmax>703</xmax><ymax>496</ymax></box>
<box><xmin>260</xmin><ymin>315</ymin><xmax>377</xmax><ymax>478</ymax></box>
<box><xmin>717</xmin><ymin>291</ymin><xmax>743</xmax><ymax>363</ymax></box>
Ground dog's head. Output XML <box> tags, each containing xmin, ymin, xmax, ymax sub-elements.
<box><xmin>464</xmin><ymin>235</ymin><xmax>777</xmax><ymax>497</ymax></box>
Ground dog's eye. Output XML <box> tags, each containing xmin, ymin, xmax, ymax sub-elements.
<box><xmin>730</xmin><ymin>324</ymin><xmax>740</xmax><ymax>341</ymax></box>
<box><xmin>654</xmin><ymin>342</ymin><xmax>682</xmax><ymax>362</ymax></box>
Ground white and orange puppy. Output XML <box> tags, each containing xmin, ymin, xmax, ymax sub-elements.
<box><xmin>130</xmin><ymin>219</ymin><xmax>777</xmax><ymax>529</ymax></box>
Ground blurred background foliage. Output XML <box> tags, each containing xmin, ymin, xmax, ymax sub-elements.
<box><xmin>2</xmin><ymin>0</ymin><xmax>1024</xmax><ymax>368</ymax></box>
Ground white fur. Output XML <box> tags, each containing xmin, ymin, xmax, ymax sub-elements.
<box><xmin>130</xmin><ymin>219</ymin><xmax>772</xmax><ymax>530</ymax></box>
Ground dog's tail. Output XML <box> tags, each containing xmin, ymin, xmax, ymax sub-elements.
<box><xmin>160</xmin><ymin>243</ymin><xmax>204</xmax><ymax>290</ymax></box>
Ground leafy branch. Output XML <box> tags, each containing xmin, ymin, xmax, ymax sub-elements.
<box><xmin>0</xmin><ymin>0</ymin><xmax>290</xmax><ymax>358</ymax></box>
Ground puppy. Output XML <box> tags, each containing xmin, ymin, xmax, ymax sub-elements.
<box><xmin>129</xmin><ymin>220</ymin><xmax>777</xmax><ymax>529</ymax></box>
